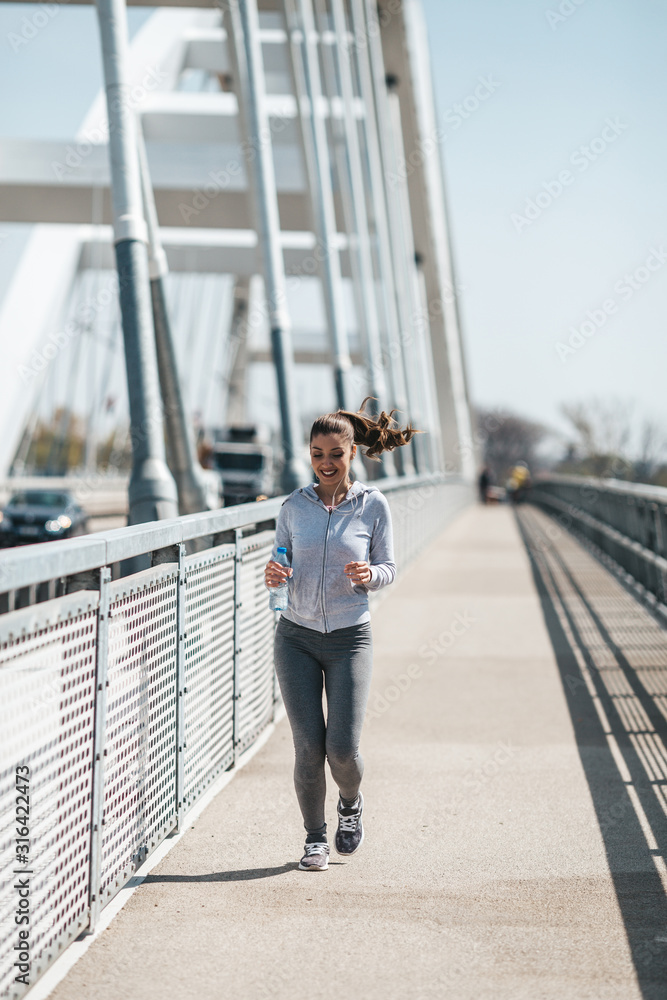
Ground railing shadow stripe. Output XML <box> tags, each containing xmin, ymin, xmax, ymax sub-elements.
<box><xmin>516</xmin><ymin>506</ymin><xmax>667</xmax><ymax>997</ymax></box>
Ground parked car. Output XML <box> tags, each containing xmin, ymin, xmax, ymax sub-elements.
<box><xmin>0</xmin><ymin>490</ymin><xmax>88</xmax><ymax>546</ymax></box>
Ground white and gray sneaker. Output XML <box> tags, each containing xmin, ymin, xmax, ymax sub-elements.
<box><xmin>334</xmin><ymin>792</ymin><xmax>364</xmax><ymax>856</ymax></box>
<box><xmin>298</xmin><ymin>842</ymin><xmax>330</xmax><ymax>871</ymax></box>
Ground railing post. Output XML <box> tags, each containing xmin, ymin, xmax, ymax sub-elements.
<box><xmin>232</xmin><ymin>527</ymin><xmax>244</xmax><ymax>764</ymax></box>
<box><xmin>86</xmin><ymin>566</ymin><xmax>111</xmax><ymax>934</ymax></box>
<box><xmin>150</xmin><ymin>544</ymin><xmax>184</xmax><ymax>831</ymax></box>
<box><xmin>651</xmin><ymin>503</ymin><xmax>666</xmax><ymax>605</ymax></box>
<box><xmin>175</xmin><ymin>543</ymin><xmax>187</xmax><ymax>830</ymax></box>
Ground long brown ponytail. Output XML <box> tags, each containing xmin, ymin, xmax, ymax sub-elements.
<box><xmin>309</xmin><ymin>397</ymin><xmax>419</xmax><ymax>460</ymax></box>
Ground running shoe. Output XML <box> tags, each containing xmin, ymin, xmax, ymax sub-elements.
<box><xmin>334</xmin><ymin>792</ymin><xmax>364</xmax><ymax>856</ymax></box>
<box><xmin>298</xmin><ymin>842</ymin><xmax>330</xmax><ymax>871</ymax></box>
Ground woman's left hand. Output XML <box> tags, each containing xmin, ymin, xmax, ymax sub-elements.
<box><xmin>345</xmin><ymin>561</ymin><xmax>372</xmax><ymax>585</ymax></box>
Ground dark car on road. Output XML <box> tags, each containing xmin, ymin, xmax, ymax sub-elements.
<box><xmin>0</xmin><ymin>490</ymin><xmax>88</xmax><ymax>546</ymax></box>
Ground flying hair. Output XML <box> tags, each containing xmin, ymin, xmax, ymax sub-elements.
<box><xmin>309</xmin><ymin>397</ymin><xmax>419</xmax><ymax>460</ymax></box>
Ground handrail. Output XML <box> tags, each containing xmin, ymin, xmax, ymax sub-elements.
<box><xmin>529</xmin><ymin>475</ymin><xmax>667</xmax><ymax>610</ymax></box>
<box><xmin>534</xmin><ymin>472</ymin><xmax>667</xmax><ymax>504</ymax></box>
<box><xmin>0</xmin><ymin>473</ymin><xmax>450</xmax><ymax>595</ymax></box>
<box><xmin>0</xmin><ymin>497</ymin><xmax>283</xmax><ymax>593</ymax></box>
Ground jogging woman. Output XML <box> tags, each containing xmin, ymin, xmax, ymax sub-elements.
<box><xmin>264</xmin><ymin>399</ymin><xmax>416</xmax><ymax>871</ymax></box>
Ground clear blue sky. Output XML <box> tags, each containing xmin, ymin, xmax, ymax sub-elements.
<box><xmin>426</xmin><ymin>0</ymin><xmax>667</xmax><ymax>447</ymax></box>
<box><xmin>0</xmin><ymin>0</ymin><xmax>664</xmax><ymax>447</ymax></box>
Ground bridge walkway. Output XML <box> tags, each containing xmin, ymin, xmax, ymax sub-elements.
<box><xmin>46</xmin><ymin>504</ymin><xmax>667</xmax><ymax>1000</ymax></box>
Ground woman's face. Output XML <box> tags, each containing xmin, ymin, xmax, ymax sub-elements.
<box><xmin>310</xmin><ymin>433</ymin><xmax>356</xmax><ymax>487</ymax></box>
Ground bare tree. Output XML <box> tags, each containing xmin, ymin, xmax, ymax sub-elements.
<box><xmin>634</xmin><ymin>419</ymin><xmax>667</xmax><ymax>483</ymax></box>
<box><xmin>557</xmin><ymin>398</ymin><xmax>667</xmax><ymax>482</ymax></box>
<box><xmin>475</xmin><ymin>407</ymin><xmax>550</xmax><ymax>484</ymax></box>
<box><xmin>560</xmin><ymin>398</ymin><xmax>634</xmax><ymax>473</ymax></box>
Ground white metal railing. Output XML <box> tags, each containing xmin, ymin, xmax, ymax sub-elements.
<box><xmin>529</xmin><ymin>475</ymin><xmax>667</xmax><ymax>610</ymax></box>
<box><xmin>0</xmin><ymin>474</ymin><xmax>471</xmax><ymax>998</ymax></box>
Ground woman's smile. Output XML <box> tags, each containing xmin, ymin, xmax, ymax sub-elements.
<box><xmin>310</xmin><ymin>432</ymin><xmax>355</xmax><ymax>493</ymax></box>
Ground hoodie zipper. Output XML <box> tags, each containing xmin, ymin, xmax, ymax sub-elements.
<box><xmin>320</xmin><ymin>507</ymin><xmax>332</xmax><ymax>632</ymax></box>
<box><xmin>298</xmin><ymin>483</ymin><xmax>372</xmax><ymax>632</ymax></box>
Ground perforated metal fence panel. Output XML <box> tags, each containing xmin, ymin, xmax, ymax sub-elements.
<box><xmin>98</xmin><ymin>566</ymin><xmax>179</xmax><ymax>907</ymax></box>
<box><xmin>0</xmin><ymin>478</ymin><xmax>471</xmax><ymax>996</ymax></box>
<box><xmin>385</xmin><ymin>481</ymin><xmax>471</xmax><ymax>569</ymax></box>
<box><xmin>237</xmin><ymin>532</ymin><xmax>277</xmax><ymax>753</ymax></box>
<box><xmin>0</xmin><ymin>593</ymin><xmax>98</xmax><ymax>1000</ymax></box>
<box><xmin>183</xmin><ymin>544</ymin><xmax>236</xmax><ymax>810</ymax></box>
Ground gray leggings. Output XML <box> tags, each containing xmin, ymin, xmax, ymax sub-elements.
<box><xmin>273</xmin><ymin>616</ymin><xmax>373</xmax><ymax>839</ymax></box>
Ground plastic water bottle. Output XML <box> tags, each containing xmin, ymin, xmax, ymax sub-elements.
<box><xmin>269</xmin><ymin>546</ymin><xmax>290</xmax><ymax>611</ymax></box>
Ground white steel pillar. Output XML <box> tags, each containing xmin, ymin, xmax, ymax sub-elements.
<box><xmin>137</xmin><ymin>123</ymin><xmax>208</xmax><ymax>515</ymax></box>
<box><xmin>347</xmin><ymin>0</ymin><xmax>424</xmax><ymax>472</ymax></box>
<box><xmin>94</xmin><ymin>0</ymin><xmax>178</xmax><ymax>523</ymax></box>
<box><xmin>323</xmin><ymin>0</ymin><xmax>411</xmax><ymax>474</ymax></box>
<box><xmin>380</xmin><ymin>0</ymin><xmax>476</xmax><ymax>479</ymax></box>
<box><xmin>224</xmin><ymin>0</ymin><xmax>309</xmax><ymax>492</ymax></box>
<box><xmin>281</xmin><ymin>0</ymin><xmax>353</xmax><ymax>413</ymax></box>
<box><xmin>384</xmin><ymin>84</ymin><xmax>433</xmax><ymax>472</ymax></box>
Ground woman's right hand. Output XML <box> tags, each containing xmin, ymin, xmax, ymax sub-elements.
<box><xmin>264</xmin><ymin>560</ymin><xmax>293</xmax><ymax>588</ymax></box>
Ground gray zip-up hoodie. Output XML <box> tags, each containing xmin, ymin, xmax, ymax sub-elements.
<box><xmin>270</xmin><ymin>480</ymin><xmax>396</xmax><ymax>633</ymax></box>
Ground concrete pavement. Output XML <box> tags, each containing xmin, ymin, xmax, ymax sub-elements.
<box><xmin>47</xmin><ymin>504</ymin><xmax>664</xmax><ymax>1000</ymax></box>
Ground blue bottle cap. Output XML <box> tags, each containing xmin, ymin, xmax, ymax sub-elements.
<box><xmin>277</xmin><ymin>546</ymin><xmax>287</xmax><ymax>553</ymax></box>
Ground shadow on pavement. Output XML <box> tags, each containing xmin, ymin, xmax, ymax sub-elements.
<box><xmin>142</xmin><ymin>864</ymin><xmax>300</xmax><ymax>883</ymax></box>
<box><xmin>516</xmin><ymin>507</ymin><xmax>667</xmax><ymax>1000</ymax></box>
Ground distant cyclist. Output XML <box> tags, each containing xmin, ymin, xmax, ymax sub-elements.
<box><xmin>506</xmin><ymin>461</ymin><xmax>531</xmax><ymax>503</ymax></box>
<box><xmin>264</xmin><ymin>398</ymin><xmax>417</xmax><ymax>871</ymax></box>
